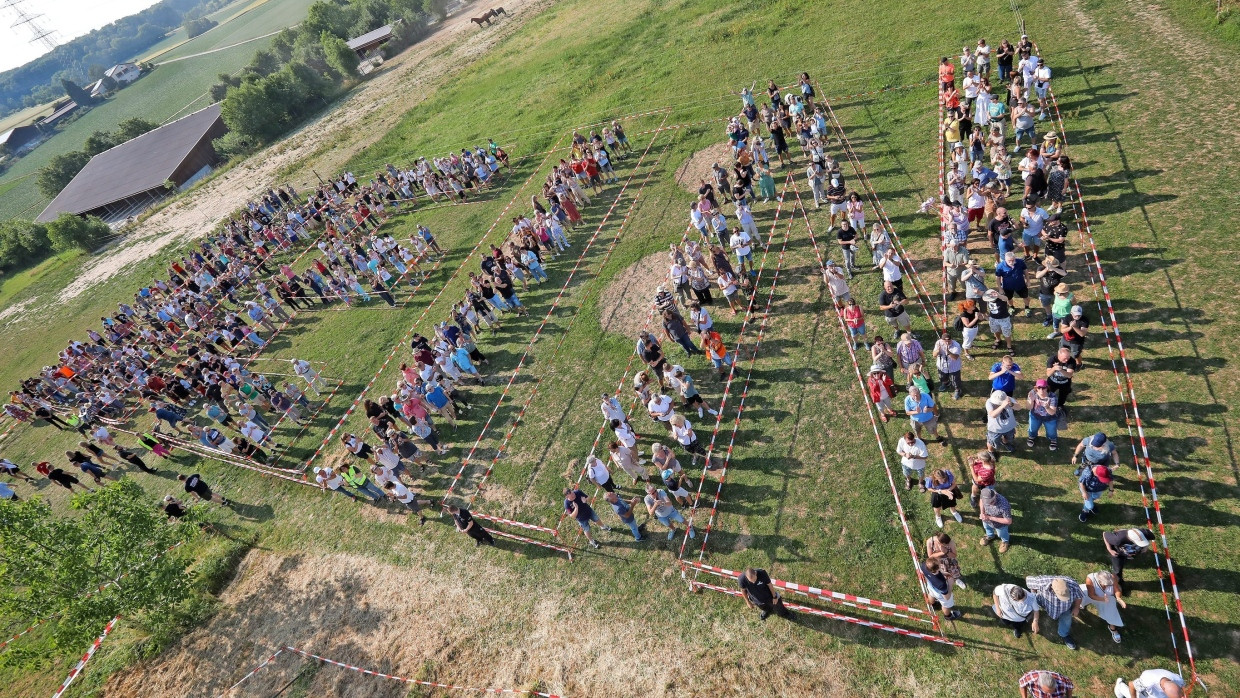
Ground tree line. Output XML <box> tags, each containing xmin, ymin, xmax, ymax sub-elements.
<box><xmin>0</xmin><ymin>0</ymin><xmax>233</xmax><ymax>118</ymax></box>
<box><xmin>212</xmin><ymin>0</ymin><xmax>438</xmax><ymax>156</ymax></box>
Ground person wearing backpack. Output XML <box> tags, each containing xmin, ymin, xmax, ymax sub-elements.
<box><xmin>1078</xmin><ymin>464</ymin><xmax>1114</xmax><ymax>522</ymax></box>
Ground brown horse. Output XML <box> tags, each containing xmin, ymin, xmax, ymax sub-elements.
<box><xmin>470</xmin><ymin>7</ymin><xmax>507</xmax><ymax>26</ymax></box>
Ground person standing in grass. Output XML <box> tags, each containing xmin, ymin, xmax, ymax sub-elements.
<box><xmin>603</xmin><ymin>490</ymin><xmax>643</xmax><ymax>541</ymax></box>
<box><xmin>985</xmin><ymin>389</ymin><xmax>1018</xmax><ymax>454</ymax></box>
<box><xmin>933</xmin><ymin>330</ymin><xmax>964</xmax><ymax>400</ymax></box>
<box><xmin>904</xmin><ymin>385</ymin><xmax>941</xmax><ymax>442</ymax></box>
<box><xmin>1080</xmin><ymin>570</ymin><xmax>1126</xmax><ymax>644</ymax></box>
<box><xmin>967</xmin><ymin>450</ymin><xmax>998</xmax><ymax>510</ymax></box>
<box><xmin>979</xmin><ymin>487</ymin><xmax>1013</xmax><ymax>553</ymax></box>
<box><xmin>879</xmin><ymin>280</ymin><xmax>913</xmax><ymax>333</ymax></box>
<box><xmin>921</xmin><ymin>559</ymin><xmax>962</xmax><ymax>621</ymax></box>
<box><xmin>1072</xmin><ymin>431</ymin><xmax>1119</xmax><ymax>470</ymax></box>
<box><xmin>926</xmin><ymin>532</ymin><xmax>966</xmax><ymax>590</ymax></box>
<box><xmin>179</xmin><ymin>472</ymin><xmax>229</xmax><ymax>507</ymax></box>
<box><xmin>1018</xmin><ymin>670</ymin><xmax>1075</xmax><ymax>698</ymax></box>
<box><xmin>608</xmin><ymin>440</ymin><xmax>647</xmax><ymax>484</ymax></box>
<box><xmin>843</xmin><ymin>298</ymin><xmax>867</xmax><ymax>349</ymax></box>
<box><xmin>867</xmin><ymin>365</ymin><xmax>899</xmax><ymax>422</ymax></box>
<box><xmin>448</xmin><ymin>504</ymin><xmax>495</xmax><ymax>547</ymax></box>
<box><xmin>1102</xmin><ymin>527</ymin><xmax>1155</xmax><ymax>597</ymax></box>
<box><xmin>1026</xmin><ymin>379</ymin><xmax>1060</xmax><ymax>450</ymax></box>
<box><xmin>739</xmin><ymin>567</ymin><xmax>793</xmax><ymax>621</ymax></box>
<box><xmin>895</xmin><ymin>431</ymin><xmax>928</xmax><ymax>491</ymax></box>
<box><xmin>926</xmin><ymin>468</ymin><xmax>964</xmax><ymax>528</ymax></box>
<box><xmin>564</xmin><ymin>485</ymin><xmax>608</xmax><ymax>549</ymax></box>
<box><xmin>991</xmin><ymin>583</ymin><xmax>1037</xmax><ymax>638</ymax></box>
<box><xmin>644</xmin><ymin>483</ymin><xmax>694</xmax><ymax>541</ymax></box>
<box><xmin>1027</xmin><ymin>575</ymin><xmax>1085</xmax><ymax>651</ymax></box>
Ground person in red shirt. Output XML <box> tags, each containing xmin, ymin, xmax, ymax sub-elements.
<box><xmin>584</xmin><ymin>156</ymin><xmax>603</xmax><ymax>192</ymax></box>
<box><xmin>939</xmin><ymin>56</ymin><xmax>956</xmax><ymax>91</ymax></box>
<box><xmin>866</xmin><ymin>365</ymin><xmax>898</xmax><ymax>422</ymax></box>
<box><xmin>968</xmin><ymin>450</ymin><xmax>998</xmax><ymax>509</ymax></box>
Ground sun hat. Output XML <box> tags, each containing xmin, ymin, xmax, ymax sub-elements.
<box><xmin>1055</xmin><ymin>282</ymin><xmax>1070</xmax><ymax>293</ymax></box>
<box><xmin>1051</xmin><ymin>578</ymin><xmax>1072</xmax><ymax>601</ymax></box>
<box><xmin>1093</xmin><ymin>465</ymin><xmax>1113</xmax><ymax>484</ymax></box>
<box><xmin>990</xmin><ymin>389</ymin><xmax>1007</xmax><ymax>402</ymax></box>
<box><xmin>869</xmin><ymin>364</ymin><xmax>884</xmax><ymax>374</ymax></box>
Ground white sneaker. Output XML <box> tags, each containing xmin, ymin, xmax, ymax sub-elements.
<box><xmin>952</xmin><ymin>510</ymin><xmax>963</xmax><ymax>523</ymax></box>
<box><xmin>954</xmin><ymin>578</ymin><xmax>966</xmax><ymax>589</ymax></box>
<box><xmin>707</xmin><ymin>408</ymin><xmax>718</xmax><ymax>415</ymax></box>
<box><xmin>697</xmin><ymin>407</ymin><xmax>704</xmax><ymax>418</ymax></box>
<box><xmin>935</xmin><ymin>515</ymin><xmax>945</xmax><ymax>529</ymax></box>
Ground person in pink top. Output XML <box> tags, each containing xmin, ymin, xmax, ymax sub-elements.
<box><xmin>842</xmin><ymin>297</ymin><xmax>867</xmax><ymax>349</ymax></box>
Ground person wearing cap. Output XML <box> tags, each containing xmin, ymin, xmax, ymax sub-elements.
<box><xmin>1059</xmin><ymin>305</ymin><xmax>1089</xmax><ymax>357</ymax></box>
<box><xmin>658</xmin><ymin>463</ymin><xmax>692</xmax><ymax>507</ymax></box>
<box><xmin>1078</xmin><ymin>462</ymin><xmax>1115</xmax><ymax>521</ymax></box>
<box><xmin>1081</xmin><ymin>570</ymin><xmax>1126</xmax><ymax>643</ymax></box>
<box><xmin>983</xmin><ymin>289</ymin><xmax>1013</xmax><ymax>350</ymax></box>
<box><xmin>1026</xmin><ymin>574</ymin><xmax>1085</xmax><ymax>650</ymax></box>
<box><xmin>905</xmin><ymin>384</ymin><xmax>941</xmax><ymax>442</ymax></box>
<box><xmin>1114</xmin><ymin>668</ymin><xmax>1186</xmax><ymax>698</ymax></box>
<box><xmin>1027</xmin><ymin>379</ymin><xmax>1060</xmax><ymax>450</ymax></box>
<box><xmin>1073</xmin><ymin>431</ymin><xmax>1119</xmax><ymax>469</ymax></box>
<box><xmin>991</xmin><ymin>582</ymin><xmax>1037</xmax><ymax>638</ymax></box>
<box><xmin>932</xmin><ymin>330</ymin><xmax>963</xmax><ymax>400</ymax></box>
<box><xmin>867</xmin><ymin>364</ymin><xmax>899</xmax><ymax>422</ymax></box>
<box><xmin>1035</xmin><ymin>258</ymin><xmax>1067</xmax><ymax>328</ymax></box>
<box><xmin>313</xmin><ymin>466</ymin><xmax>357</xmax><ymax>501</ymax></box>
<box><xmin>644</xmin><ymin>483</ymin><xmax>694</xmax><ymax>541</ymax></box>
<box><xmin>879</xmin><ymin>280</ymin><xmax>912</xmax><ymax>333</ymax></box>
<box><xmin>1103</xmin><ymin>528</ymin><xmax>1155</xmax><ymax>597</ymax></box>
<box><xmin>985</xmin><ymin>389</ymin><xmax>1017</xmax><ymax>454</ymax></box>
<box><xmin>564</xmin><ymin>485</ymin><xmax>609</xmax><ymax>549</ymax></box>
<box><xmin>1018</xmin><ymin>670</ymin><xmax>1075</xmax><ymax>698</ymax></box>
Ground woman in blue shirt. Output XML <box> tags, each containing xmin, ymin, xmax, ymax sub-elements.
<box><xmin>925</xmin><ymin>468</ymin><xmax>964</xmax><ymax>529</ymax></box>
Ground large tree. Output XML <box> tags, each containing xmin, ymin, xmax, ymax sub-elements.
<box><xmin>59</xmin><ymin>78</ymin><xmax>93</xmax><ymax>106</ymax></box>
<box><xmin>0</xmin><ymin>481</ymin><xmax>198</xmax><ymax>649</ymax></box>
<box><xmin>46</xmin><ymin>213</ymin><xmax>111</xmax><ymax>252</ymax></box>
<box><xmin>37</xmin><ymin>151</ymin><xmax>92</xmax><ymax>198</ymax></box>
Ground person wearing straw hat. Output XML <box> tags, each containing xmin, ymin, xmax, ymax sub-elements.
<box><xmin>1113</xmin><ymin>668</ymin><xmax>1186</xmax><ymax>698</ymax></box>
<box><xmin>1035</xmin><ymin>258</ymin><xmax>1067</xmax><ymax>328</ymax></box>
<box><xmin>1102</xmin><ymin>527</ymin><xmax>1155</xmax><ymax>597</ymax></box>
<box><xmin>1080</xmin><ymin>570</ymin><xmax>1126</xmax><ymax>643</ymax></box>
<box><xmin>867</xmin><ymin>364</ymin><xmax>898</xmax><ymax>422</ymax></box>
<box><xmin>1026</xmin><ymin>574</ymin><xmax>1085</xmax><ymax>650</ymax></box>
<box><xmin>1018</xmin><ymin>670</ymin><xmax>1075</xmax><ymax>698</ymax></box>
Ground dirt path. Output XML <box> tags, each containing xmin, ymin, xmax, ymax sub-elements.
<box><xmin>54</xmin><ymin>0</ymin><xmax>549</xmax><ymax>305</ymax></box>
<box><xmin>104</xmin><ymin>548</ymin><xmax>850</xmax><ymax>697</ymax></box>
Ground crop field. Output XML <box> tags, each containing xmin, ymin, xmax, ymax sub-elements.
<box><xmin>0</xmin><ymin>0</ymin><xmax>1237</xmax><ymax>695</ymax></box>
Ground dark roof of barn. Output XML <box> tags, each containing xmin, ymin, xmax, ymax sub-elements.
<box><xmin>346</xmin><ymin>24</ymin><xmax>393</xmax><ymax>51</ymax></box>
<box><xmin>37</xmin><ymin>103</ymin><xmax>222</xmax><ymax>222</ymax></box>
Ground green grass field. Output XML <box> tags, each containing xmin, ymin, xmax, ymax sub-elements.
<box><xmin>0</xmin><ymin>0</ymin><xmax>316</xmax><ymax>221</ymax></box>
<box><xmin>1</xmin><ymin>0</ymin><xmax>1238</xmax><ymax>695</ymax></box>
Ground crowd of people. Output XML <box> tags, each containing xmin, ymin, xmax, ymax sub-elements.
<box><xmin>0</xmin><ymin>144</ymin><xmax>514</xmax><ymax>515</ymax></box>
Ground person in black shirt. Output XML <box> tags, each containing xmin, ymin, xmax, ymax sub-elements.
<box><xmin>1034</xmin><ymin>258</ymin><xmax>1066</xmax><ymax>328</ymax></box>
<box><xmin>697</xmin><ymin>181</ymin><xmax>719</xmax><ymax>210</ymax></box>
<box><xmin>162</xmin><ymin>495</ymin><xmax>188</xmax><ymax>521</ymax></box>
<box><xmin>836</xmin><ymin>219</ymin><xmax>859</xmax><ymax>274</ymax></box>
<box><xmin>1102</xmin><ymin>528</ymin><xmax>1154</xmax><ymax>596</ymax></box>
<box><xmin>1059</xmin><ymin>305</ymin><xmax>1089</xmax><ymax>357</ymax></box>
<box><xmin>448</xmin><ymin>504</ymin><xmax>495</xmax><ymax>546</ymax></box>
<box><xmin>1041</xmin><ymin>214</ymin><xmax>1068</xmax><ymax>264</ymax></box>
<box><xmin>115</xmin><ymin>445</ymin><xmax>156</xmax><ymax>473</ymax></box>
<box><xmin>878</xmin><ymin>281</ymin><xmax>912</xmax><ymax>332</ymax></box>
<box><xmin>1045</xmin><ymin>346</ymin><xmax>1080</xmax><ymax>410</ymax></box>
<box><xmin>738</xmin><ymin>567</ymin><xmax>792</xmax><ymax>620</ymax></box>
<box><xmin>988</xmin><ymin>208</ymin><xmax>1015</xmax><ymax>258</ymax></box>
<box><xmin>179</xmin><ymin>473</ymin><xmax>229</xmax><ymax>506</ymax></box>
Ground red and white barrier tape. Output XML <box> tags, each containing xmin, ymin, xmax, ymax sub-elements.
<box><xmin>50</xmin><ymin>615</ymin><xmax>121</xmax><ymax>698</ymax></box>
<box><xmin>790</xmin><ymin>179</ymin><xmax>944</xmax><ymax>634</ymax></box>
<box><xmin>677</xmin><ymin>175</ymin><xmax>794</xmax><ymax>563</ymax></box>
<box><xmin>680</xmin><ymin>559</ymin><xmax>934</xmax><ymax>623</ymax></box>
<box><xmin>280</xmin><ymin>645</ymin><xmax>570</xmax><ymax>696</ymax></box>
<box><xmin>303</xmin><ymin>134</ymin><xmax>571</xmax><ymax>473</ymax></box>
<box><xmin>469</xmin><ymin>512</ymin><xmax>557</xmax><ymax>536</ymax></box>
<box><xmin>691</xmin><ymin>581</ymin><xmax>962</xmax><ymax>647</ymax></box>
<box><xmin>215</xmin><ymin>648</ymin><xmax>285</xmax><ymax>697</ymax></box>
<box><xmin>441</xmin><ymin>115</ymin><xmax>671</xmax><ymax>507</ymax></box>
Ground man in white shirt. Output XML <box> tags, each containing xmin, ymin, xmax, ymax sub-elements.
<box><xmin>1033</xmin><ymin>59</ymin><xmax>1052</xmax><ymax>119</ymax></box>
<box><xmin>1114</xmin><ymin>669</ymin><xmax>1186</xmax><ymax>698</ymax></box>
<box><xmin>646</xmin><ymin>392</ymin><xmax>676</xmax><ymax>431</ymax></box>
<box><xmin>730</xmin><ymin>228</ymin><xmax>755</xmax><ymax>277</ymax></box>
<box><xmin>1019</xmin><ymin>201</ymin><xmax>1049</xmax><ymax>259</ymax></box>
<box><xmin>895</xmin><ymin>431</ymin><xmax>928</xmax><ymax>491</ymax></box>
